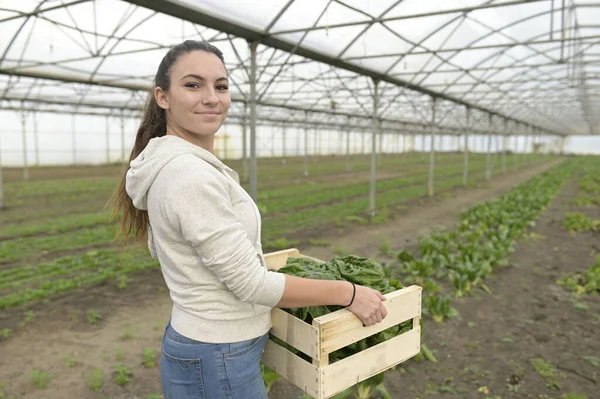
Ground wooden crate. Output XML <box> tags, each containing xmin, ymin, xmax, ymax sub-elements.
<box><xmin>262</xmin><ymin>248</ymin><xmax>422</xmax><ymax>399</ymax></box>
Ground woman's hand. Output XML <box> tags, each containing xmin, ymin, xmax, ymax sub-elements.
<box><xmin>346</xmin><ymin>284</ymin><xmax>388</xmax><ymax>326</ymax></box>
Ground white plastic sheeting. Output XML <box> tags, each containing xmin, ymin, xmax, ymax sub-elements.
<box><xmin>0</xmin><ymin>0</ymin><xmax>599</xmax><ymax>134</ymax></box>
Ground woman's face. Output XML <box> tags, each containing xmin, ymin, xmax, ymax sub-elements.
<box><xmin>156</xmin><ymin>50</ymin><xmax>231</xmax><ymax>139</ymax></box>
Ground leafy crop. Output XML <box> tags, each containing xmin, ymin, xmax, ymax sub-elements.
<box><xmin>558</xmin><ymin>255</ymin><xmax>600</xmax><ymax>295</ymax></box>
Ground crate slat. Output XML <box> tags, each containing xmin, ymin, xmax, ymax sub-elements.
<box><xmin>270</xmin><ymin>308</ymin><xmax>320</xmax><ymax>360</ymax></box>
<box><xmin>262</xmin><ymin>339</ymin><xmax>320</xmax><ymax>399</ymax></box>
<box><xmin>320</xmin><ymin>326</ymin><xmax>421</xmax><ymax>399</ymax></box>
<box><xmin>314</xmin><ymin>285</ymin><xmax>422</xmax><ymax>357</ymax></box>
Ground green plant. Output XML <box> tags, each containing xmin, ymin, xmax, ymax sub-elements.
<box><xmin>86</xmin><ymin>368</ymin><xmax>104</xmax><ymax>392</ymax></box>
<box><xmin>115</xmin><ymin>348</ymin><xmax>125</xmax><ymax>361</ymax></box>
<box><xmin>86</xmin><ymin>309</ymin><xmax>102</xmax><ymax>324</ymax></box>
<box><xmin>142</xmin><ymin>348</ymin><xmax>157</xmax><ymax>368</ymax></box>
<box><xmin>2</xmin><ymin>329</ymin><xmax>12</xmax><ymax>339</ymax></box>
<box><xmin>117</xmin><ymin>275</ymin><xmax>128</xmax><ymax>289</ymax></box>
<box><xmin>30</xmin><ymin>369</ymin><xmax>50</xmax><ymax>389</ymax></box>
<box><xmin>260</xmin><ymin>364</ymin><xmax>281</xmax><ymax>393</ymax></box>
<box><xmin>113</xmin><ymin>363</ymin><xmax>132</xmax><ymax>386</ymax></box>
<box><xmin>122</xmin><ymin>326</ymin><xmax>134</xmax><ymax>340</ymax></box>
<box><xmin>63</xmin><ymin>356</ymin><xmax>77</xmax><ymax>368</ymax></box>
<box><xmin>24</xmin><ymin>310</ymin><xmax>36</xmax><ymax>323</ymax></box>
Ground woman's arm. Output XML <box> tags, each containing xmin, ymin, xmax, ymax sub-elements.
<box><xmin>276</xmin><ymin>275</ymin><xmax>388</xmax><ymax>326</ymax></box>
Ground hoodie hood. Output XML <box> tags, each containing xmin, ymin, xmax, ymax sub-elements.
<box><xmin>126</xmin><ymin>135</ymin><xmax>238</xmax><ymax>210</ymax></box>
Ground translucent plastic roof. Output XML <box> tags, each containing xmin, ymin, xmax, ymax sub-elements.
<box><xmin>1</xmin><ymin>0</ymin><xmax>599</xmax><ymax>135</ymax></box>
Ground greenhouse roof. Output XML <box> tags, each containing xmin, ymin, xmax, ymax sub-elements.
<box><xmin>1</xmin><ymin>0</ymin><xmax>599</xmax><ymax>135</ymax></box>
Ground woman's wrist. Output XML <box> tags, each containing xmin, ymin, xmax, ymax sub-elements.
<box><xmin>337</xmin><ymin>280</ymin><xmax>355</xmax><ymax>307</ymax></box>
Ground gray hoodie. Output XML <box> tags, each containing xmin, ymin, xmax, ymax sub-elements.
<box><xmin>126</xmin><ymin>135</ymin><xmax>286</xmax><ymax>343</ymax></box>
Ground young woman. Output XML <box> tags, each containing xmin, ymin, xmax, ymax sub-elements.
<box><xmin>112</xmin><ymin>40</ymin><xmax>387</xmax><ymax>399</ymax></box>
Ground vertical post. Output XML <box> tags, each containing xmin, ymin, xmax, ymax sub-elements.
<box><xmin>346</xmin><ymin>117</ymin><xmax>351</xmax><ymax>172</ymax></box>
<box><xmin>428</xmin><ymin>97</ymin><xmax>437</xmax><ymax>197</ymax></box>
<box><xmin>377</xmin><ymin>130</ymin><xmax>383</xmax><ymax>166</ymax></box>
<box><xmin>421</xmin><ymin>134</ymin><xmax>426</xmax><ymax>163</ymax></box>
<box><xmin>242</xmin><ymin>103</ymin><xmax>248</xmax><ymax>182</ymax></box>
<box><xmin>369</xmin><ymin>79</ymin><xmax>379</xmax><ymax>216</ymax></box>
<box><xmin>502</xmin><ymin>118</ymin><xmax>508</xmax><ymax>173</ymax></box>
<box><xmin>463</xmin><ymin>106</ymin><xmax>470</xmax><ymax>187</ymax></box>
<box><xmin>513</xmin><ymin>123</ymin><xmax>518</xmax><ymax>171</ymax></box>
<box><xmin>303</xmin><ymin>116</ymin><xmax>309</xmax><ymax>177</ymax></box>
<box><xmin>249</xmin><ymin>40</ymin><xmax>259</xmax><ymax>200</ymax></box>
<box><xmin>362</xmin><ymin>133</ymin><xmax>366</xmax><ymax>156</ymax></box>
<box><xmin>522</xmin><ymin>126</ymin><xmax>528</xmax><ymax>167</ymax></box>
<box><xmin>282</xmin><ymin>125</ymin><xmax>287</xmax><ymax>163</ymax></box>
<box><xmin>33</xmin><ymin>111</ymin><xmax>40</xmax><ymax>166</ymax></box>
<box><xmin>0</xmin><ymin>161</ymin><xmax>3</xmax><ymax>209</ymax></box>
<box><xmin>20</xmin><ymin>109</ymin><xmax>29</xmax><ymax>181</ymax></box>
<box><xmin>529</xmin><ymin>125</ymin><xmax>534</xmax><ymax>165</ymax></box>
<box><xmin>402</xmin><ymin>130</ymin><xmax>407</xmax><ymax>163</ymax></box>
<box><xmin>120</xmin><ymin>113</ymin><xmax>125</xmax><ymax>171</ymax></box>
<box><xmin>105</xmin><ymin>115</ymin><xmax>110</xmax><ymax>164</ymax></box>
<box><xmin>486</xmin><ymin>113</ymin><xmax>492</xmax><ymax>181</ymax></box>
<box><xmin>73</xmin><ymin>113</ymin><xmax>77</xmax><ymax>165</ymax></box>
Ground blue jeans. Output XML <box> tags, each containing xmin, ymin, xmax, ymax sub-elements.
<box><xmin>160</xmin><ymin>322</ymin><xmax>269</xmax><ymax>399</ymax></box>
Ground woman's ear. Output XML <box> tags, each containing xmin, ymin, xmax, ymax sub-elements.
<box><xmin>154</xmin><ymin>87</ymin><xmax>169</xmax><ymax>110</ymax></box>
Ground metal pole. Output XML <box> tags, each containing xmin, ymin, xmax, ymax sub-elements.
<box><xmin>513</xmin><ymin>124</ymin><xmax>518</xmax><ymax>171</ymax></box>
<box><xmin>33</xmin><ymin>111</ymin><xmax>39</xmax><ymax>166</ymax></box>
<box><xmin>502</xmin><ymin>118</ymin><xmax>508</xmax><ymax>173</ymax></box>
<box><xmin>105</xmin><ymin>115</ymin><xmax>110</xmax><ymax>164</ymax></box>
<box><xmin>73</xmin><ymin>113</ymin><xmax>77</xmax><ymax>165</ymax></box>
<box><xmin>0</xmin><ymin>162</ymin><xmax>3</xmax><ymax>209</ymax></box>
<box><xmin>428</xmin><ymin>97</ymin><xmax>437</xmax><ymax>197</ymax></box>
<box><xmin>249</xmin><ymin>41</ymin><xmax>258</xmax><ymax>200</ymax></box>
<box><xmin>369</xmin><ymin>79</ymin><xmax>379</xmax><ymax>216</ymax></box>
<box><xmin>282</xmin><ymin>125</ymin><xmax>286</xmax><ymax>163</ymax></box>
<box><xmin>486</xmin><ymin>114</ymin><xmax>492</xmax><ymax>180</ymax></box>
<box><xmin>522</xmin><ymin>127</ymin><xmax>528</xmax><ymax>167</ymax></box>
<box><xmin>463</xmin><ymin>106</ymin><xmax>470</xmax><ymax>187</ymax></box>
<box><xmin>21</xmin><ymin>109</ymin><xmax>29</xmax><ymax>181</ymax></box>
<box><xmin>242</xmin><ymin>103</ymin><xmax>248</xmax><ymax>182</ymax></box>
<box><xmin>0</xmin><ymin>126</ymin><xmax>3</xmax><ymax>208</ymax></box>
<box><xmin>303</xmin><ymin>117</ymin><xmax>309</xmax><ymax>177</ymax></box>
<box><xmin>402</xmin><ymin>131</ymin><xmax>407</xmax><ymax>163</ymax></box>
<box><xmin>378</xmin><ymin>130</ymin><xmax>383</xmax><ymax>166</ymax></box>
<box><xmin>421</xmin><ymin>134</ymin><xmax>426</xmax><ymax>162</ymax></box>
<box><xmin>346</xmin><ymin>119</ymin><xmax>351</xmax><ymax>172</ymax></box>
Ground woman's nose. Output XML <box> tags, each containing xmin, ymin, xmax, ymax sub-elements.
<box><xmin>201</xmin><ymin>88</ymin><xmax>219</xmax><ymax>105</ymax></box>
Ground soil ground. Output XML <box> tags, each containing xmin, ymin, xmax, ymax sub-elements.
<box><xmin>2</xmin><ymin>157</ymin><xmax>597</xmax><ymax>399</ymax></box>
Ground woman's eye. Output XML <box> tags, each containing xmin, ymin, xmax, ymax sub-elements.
<box><xmin>217</xmin><ymin>85</ymin><xmax>229</xmax><ymax>91</ymax></box>
<box><xmin>185</xmin><ymin>82</ymin><xmax>199</xmax><ymax>88</ymax></box>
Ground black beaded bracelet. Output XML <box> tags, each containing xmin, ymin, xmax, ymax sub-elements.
<box><xmin>346</xmin><ymin>282</ymin><xmax>356</xmax><ymax>307</ymax></box>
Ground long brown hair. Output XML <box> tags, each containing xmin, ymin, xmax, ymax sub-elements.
<box><xmin>109</xmin><ymin>40</ymin><xmax>226</xmax><ymax>246</ymax></box>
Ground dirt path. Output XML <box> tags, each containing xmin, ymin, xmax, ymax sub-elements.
<box><xmin>302</xmin><ymin>160</ymin><xmax>564</xmax><ymax>261</ymax></box>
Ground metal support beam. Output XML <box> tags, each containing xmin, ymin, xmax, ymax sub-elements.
<box><xmin>33</xmin><ymin>112</ymin><xmax>39</xmax><ymax>166</ymax></box>
<box><xmin>105</xmin><ymin>115</ymin><xmax>110</xmax><ymax>164</ymax></box>
<box><xmin>486</xmin><ymin>114</ymin><xmax>492</xmax><ymax>181</ymax></box>
<box><xmin>346</xmin><ymin>120</ymin><xmax>351</xmax><ymax>172</ymax></box>
<box><xmin>369</xmin><ymin>79</ymin><xmax>380</xmax><ymax>216</ymax></box>
<box><xmin>249</xmin><ymin>40</ymin><xmax>259</xmax><ymax>201</ymax></box>
<box><xmin>282</xmin><ymin>125</ymin><xmax>287</xmax><ymax>161</ymax></box>
<box><xmin>120</xmin><ymin>113</ymin><xmax>125</xmax><ymax>171</ymax></box>
<box><xmin>20</xmin><ymin>109</ymin><xmax>29</xmax><ymax>181</ymax></box>
<box><xmin>502</xmin><ymin>118</ymin><xmax>508</xmax><ymax>173</ymax></box>
<box><xmin>428</xmin><ymin>98</ymin><xmax>437</xmax><ymax>197</ymax></box>
<box><xmin>463</xmin><ymin>106</ymin><xmax>470</xmax><ymax>187</ymax></box>
<box><xmin>303</xmin><ymin>120</ymin><xmax>309</xmax><ymax>177</ymax></box>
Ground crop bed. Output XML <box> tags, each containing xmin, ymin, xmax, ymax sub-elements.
<box><xmin>3</xmin><ymin>151</ymin><xmax>591</xmax><ymax>399</ymax></box>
